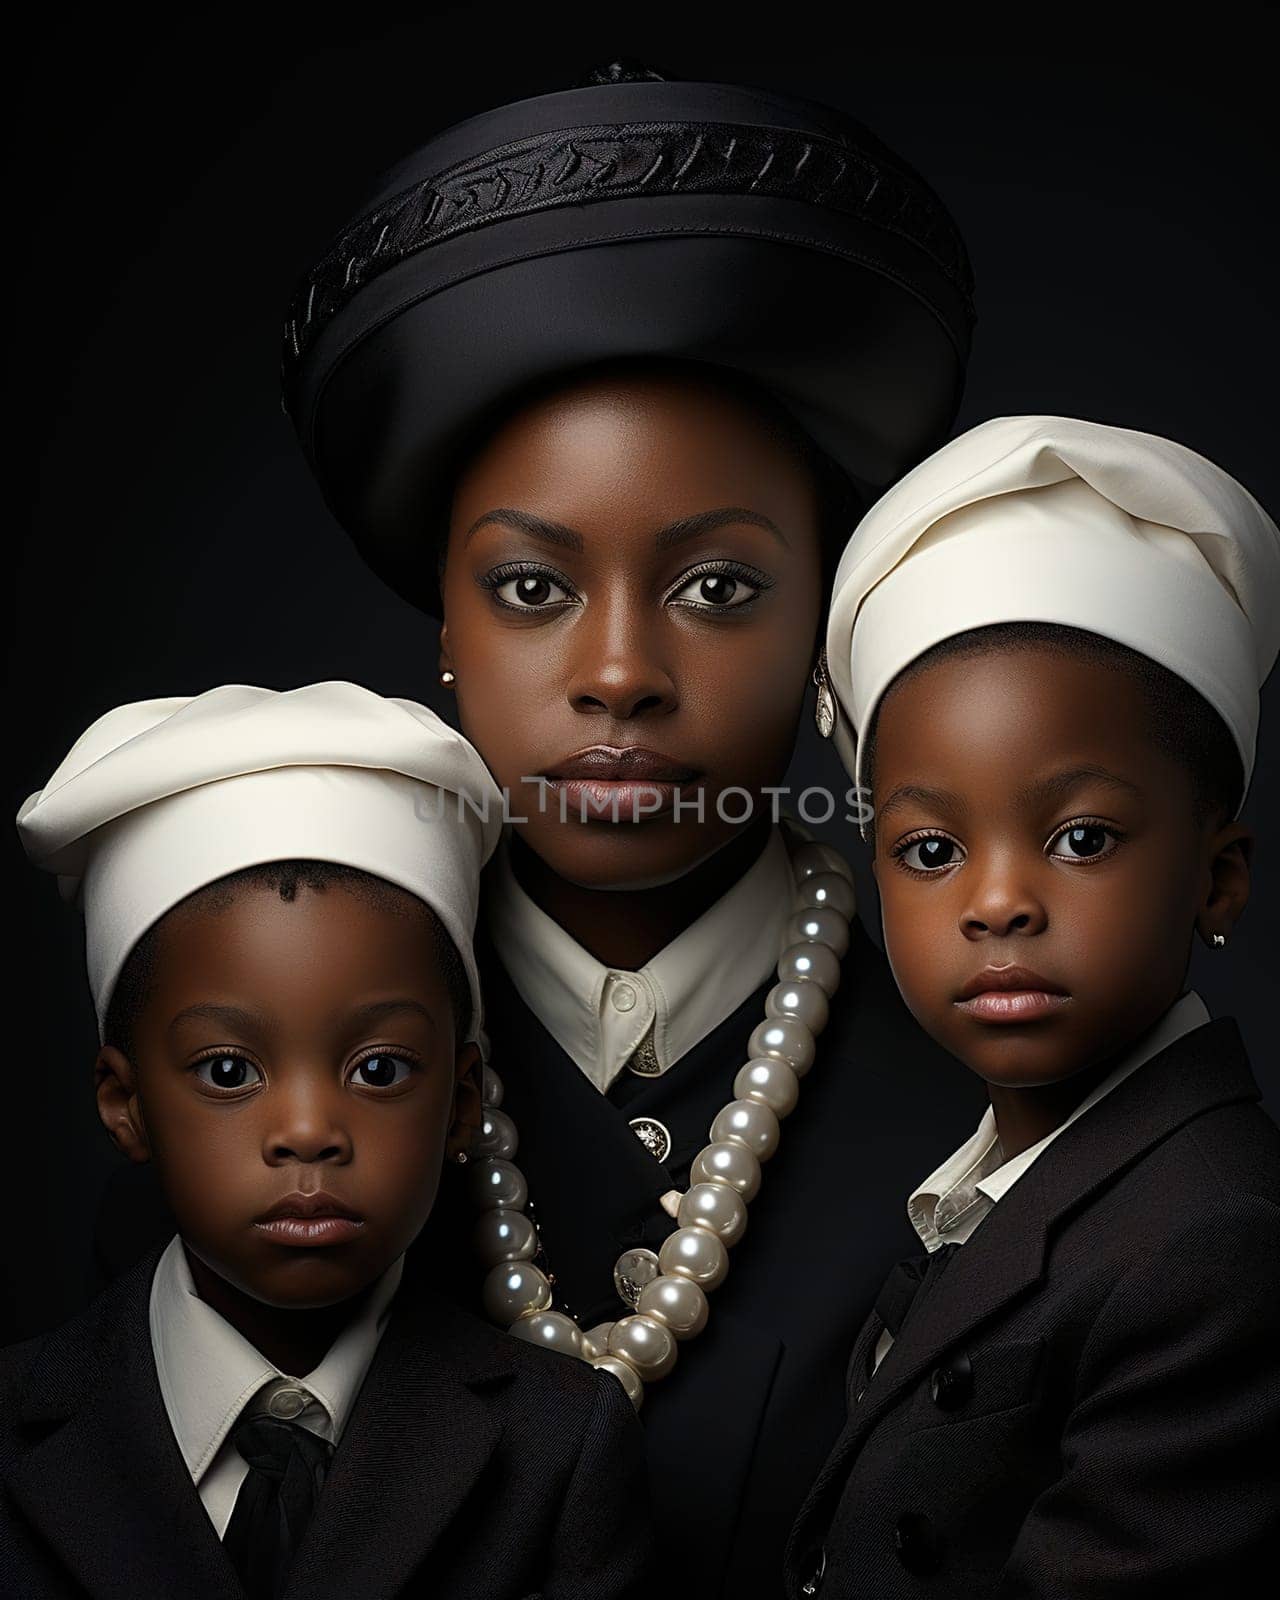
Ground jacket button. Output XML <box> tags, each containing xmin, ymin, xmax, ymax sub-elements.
<box><xmin>798</xmin><ymin>1545</ymin><xmax>826</xmax><ymax>1595</ymax></box>
<box><xmin>894</xmin><ymin>1513</ymin><xmax>942</xmax><ymax>1574</ymax></box>
<box><xmin>930</xmin><ymin>1351</ymin><xmax>973</xmax><ymax>1410</ymax></box>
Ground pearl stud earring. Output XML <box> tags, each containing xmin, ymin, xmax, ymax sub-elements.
<box><xmin>1211</xmin><ymin>932</ymin><xmax>1227</xmax><ymax>948</ymax></box>
<box><xmin>439</xmin><ymin>669</ymin><xmax>456</xmax><ymax>686</ymax></box>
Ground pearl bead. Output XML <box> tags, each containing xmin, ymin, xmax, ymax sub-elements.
<box><xmin>583</xmin><ymin>1322</ymin><xmax>616</xmax><ymax>1359</ymax></box>
<box><xmin>481</xmin><ymin>1064</ymin><xmax>504</xmax><ymax>1107</ymax></box>
<box><xmin>677</xmin><ymin>1182</ymin><xmax>749</xmax><ymax>1246</ymax></box>
<box><xmin>658</xmin><ymin>1226</ymin><xmax>730</xmax><ymax>1289</ymax></box>
<box><xmin>608</xmin><ymin>1315</ymin><xmax>678</xmax><ymax>1380</ymax></box>
<box><xmin>476</xmin><ymin>1107</ymin><xmax>519</xmax><ymax>1161</ymax></box>
<box><xmin>765</xmin><ymin>978</ymin><xmax>830</xmax><ymax>1035</ymax></box>
<box><xmin>777</xmin><ymin>942</ymin><xmax>842</xmax><ymax>998</ymax></box>
<box><xmin>734</xmin><ymin>1057</ymin><xmax>800</xmax><ymax>1119</ymax></box>
<box><xmin>472</xmin><ymin>1207</ymin><xmax>537</xmax><ymax>1265</ymax></box>
<box><xmin>637</xmin><ymin>1274</ymin><xmax>709</xmax><ymax>1339</ymax></box>
<box><xmin>507</xmin><ymin>1310</ymin><xmax>584</xmax><ymax>1357</ymax></box>
<box><xmin>790</xmin><ymin>841</ymin><xmax>850</xmax><ymax>882</ymax></box>
<box><xmin>482</xmin><ymin>1261</ymin><xmax>551</xmax><ymax>1325</ymax></box>
<box><xmin>689</xmin><ymin>1140</ymin><xmax>762</xmax><ymax>1202</ymax></box>
<box><xmin>469</xmin><ymin>1158</ymin><xmax>528</xmax><ymax>1211</ymax></box>
<box><xmin>798</xmin><ymin>870</ymin><xmax>856</xmax><ymax>919</ymax></box>
<box><xmin>785</xmin><ymin>907</ymin><xmax>850</xmax><ymax>959</ymax></box>
<box><xmin>710</xmin><ymin>1098</ymin><xmax>781</xmax><ymax>1162</ymax></box>
<box><xmin>747</xmin><ymin>1016</ymin><xmax>816</xmax><ymax>1077</ymax></box>
<box><xmin>593</xmin><ymin>1354</ymin><xmax>644</xmax><ymax>1410</ymax></box>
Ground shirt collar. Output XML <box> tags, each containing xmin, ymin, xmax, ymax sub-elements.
<box><xmin>485</xmin><ymin>824</ymin><xmax>796</xmax><ymax>1092</ymax></box>
<box><xmin>907</xmin><ymin>990</ymin><xmax>1212</xmax><ymax>1250</ymax></box>
<box><xmin>149</xmin><ymin>1233</ymin><xmax>403</xmax><ymax>1483</ymax></box>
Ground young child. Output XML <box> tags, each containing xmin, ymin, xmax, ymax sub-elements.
<box><xmin>786</xmin><ymin>417</ymin><xmax>1280</xmax><ymax>1598</ymax></box>
<box><xmin>2</xmin><ymin>682</ymin><xmax>652</xmax><ymax>1599</ymax></box>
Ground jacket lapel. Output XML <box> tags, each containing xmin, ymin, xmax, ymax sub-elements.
<box><xmin>281</xmin><ymin>1287</ymin><xmax>517</xmax><ymax>1600</ymax></box>
<box><xmin>4</xmin><ymin>1247</ymin><xmax>242</xmax><ymax>1600</ymax></box>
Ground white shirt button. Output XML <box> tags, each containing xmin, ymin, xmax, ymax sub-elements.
<box><xmin>610</xmin><ymin>980</ymin><xmax>637</xmax><ymax>1013</ymax></box>
<box><xmin>266</xmin><ymin>1385</ymin><xmax>308</xmax><ymax>1419</ymax></box>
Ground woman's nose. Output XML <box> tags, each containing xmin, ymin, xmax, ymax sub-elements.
<box><xmin>565</xmin><ymin>601</ymin><xmax>678</xmax><ymax>719</ymax></box>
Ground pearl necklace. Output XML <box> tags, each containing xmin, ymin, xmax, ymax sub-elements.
<box><xmin>466</xmin><ymin>824</ymin><xmax>856</xmax><ymax>1409</ymax></box>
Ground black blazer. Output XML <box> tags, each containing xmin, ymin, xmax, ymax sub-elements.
<box><xmin>0</xmin><ymin>1243</ymin><xmax>653</xmax><ymax>1599</ymax></box>
<box><xmin>784</xmin><ymin>1017</ymin><xmax>1280</xmax><ymax>1599</ymax></box>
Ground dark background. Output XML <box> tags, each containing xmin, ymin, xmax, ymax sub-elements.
<box><xmin>5</xmin><ymin>10</ymin><xmax>1277</xmax><ymax>1341</ymax></box>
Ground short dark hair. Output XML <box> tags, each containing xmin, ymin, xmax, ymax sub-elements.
<box><xmin>103</xmin><ymin>859</ymin><xmax>472</xmax><ymax>1059</ymax></box>
<box><xmin>859</xmin><ymin>622</ymin><xmax>1244</xmax><ymax>838</ymax></box>
<box><xmin>439</xmin><ymin>353</ymin><xmax>863</xmax><ymax>597</ymax></box>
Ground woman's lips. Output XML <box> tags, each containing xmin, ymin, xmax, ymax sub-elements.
<box><xmin>539</xmin><ymin>746</ymin><xmax>701</xmax><ymax>823</ymax></box>
<box><xmin>253</xmin><ymin>1191</ymin><xmax>365</xmax><ymax>1247</ymax></box>
<box><xmin>952</xmin><ymin>965</ymin><xmax>1072</xmax><ymax>1025</ymax></box>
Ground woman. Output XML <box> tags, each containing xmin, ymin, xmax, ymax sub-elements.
<box><xmin>120</xmin><ymin>61</ymin><xmax>986</xmax><ymax>1594</ymax></box>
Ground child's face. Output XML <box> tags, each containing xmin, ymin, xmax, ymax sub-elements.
<box><xmin>871</xmin><ymin>647</ymin><xmax>1248</xmax><ymax>1090</ymax></box>
<box><xmin>438</xmin><ymin>369</ymin><xmax>825</xmax><ymax>891</ymax></box>
<box><xmin>97</xmin><ymin>884</ymin><xmax>477</xmax><ymax>1309</ymax></box>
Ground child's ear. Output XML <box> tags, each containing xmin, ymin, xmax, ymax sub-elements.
<box><xmin>438</xmin><ymin>622</ymin><xmax>454</xmax><ymax>682</ymax></box>
<box><xmin>1195</xmin><ymin>819</ymin><xmax>1253</xmax><ymax>948</ymax></box>
<box><xmin>94</xmin><ymin>1045</ymin><xmax>152</xmax><ymax>1163</ymax></box>
<box><xmin>445</xmin><ymin>1040</ymin><xmax>484</xmax><ymax>1162</ymax></box>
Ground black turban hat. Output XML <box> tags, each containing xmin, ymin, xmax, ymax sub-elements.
<box><xmin>281</xmin><ymin>62</ymin><xmax>975</xmax><ymax>616</ymax></box>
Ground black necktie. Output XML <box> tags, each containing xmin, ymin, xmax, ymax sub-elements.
<box><xmin>874</xmin><ymin>1241</ymin><xmax>961</xmax><ymax>1340</ymax></box>
<box><xmin>222</xmin><ymin>1412</ymin><xmax>335</xmax><ymax>1599</ymax></box>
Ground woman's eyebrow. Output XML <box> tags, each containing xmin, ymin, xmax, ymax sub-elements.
<box><xmin>464</xmin><ymin>508</ymin><xmax>583</xmax><ymax>550</ymax></box>
<box><xmin>463</xmin><ymin>505</ymin><xmax>788</xmax><ymax>550</ymax></box>
<box><xmin>654</xmin><ymin>507</ymin><xmax>789</xmax><ymax>549</ymax></box>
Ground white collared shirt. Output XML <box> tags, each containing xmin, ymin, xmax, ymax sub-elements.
<box><xmin>870</xmin><ymin>991</ymin><xmax>1211</xmax><ymax>1374</ymax></box>
<box><xmin>485</xmin><ymin>823</ymin><xmax>796</xmax><ymax>1093</ymax></box>
<box><xmin>149</xmin><ymin>1234</ymin><xmax>403</xmax><ymax>1537</ymax></box>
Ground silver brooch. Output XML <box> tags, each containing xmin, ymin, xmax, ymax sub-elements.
<box><xmin>628</xmin><ymin>1116</ymin><xmax>672</xmax><ymax>1164</ymax></box>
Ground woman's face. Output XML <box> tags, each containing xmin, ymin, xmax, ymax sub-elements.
<box><xmin>439</xmin><ymin>370</ymin><xmax>826</xmax><ymax>890</ymax></box>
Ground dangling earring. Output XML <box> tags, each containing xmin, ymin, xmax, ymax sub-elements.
<box><xmin>813</xmin><ymin>649</ymin><xmax>837</xmax><ymax>739</ymax></box>
<box><xmin>1211</xmin><ymin>932</ymin><xmax>1227</xmax><ymax>948</ymax></box>
<box><xmin>439</xmin><ymin>669</ymin><xmax>457</xmax><ymax>687</ymax></box>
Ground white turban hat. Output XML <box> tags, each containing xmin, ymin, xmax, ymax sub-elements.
<box><xmin>825</xmin><ymin>416</ymin><xmax>1280</xmax><ymax>813</ymax></box>
<box><xmin>15</xmin><ymin>682</ymin><xmax>505</xmax><ymax>1046</ymax></box>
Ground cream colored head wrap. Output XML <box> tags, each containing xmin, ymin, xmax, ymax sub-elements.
<box><xmin>16</xmin><ymin>681</ymin><xmax>504</xmax><ymax>1045</ymax></box>
<box><xmin>825</xmin><ymin>415</ymin><xmax>1280</xmax><ymax>814</ymax></box>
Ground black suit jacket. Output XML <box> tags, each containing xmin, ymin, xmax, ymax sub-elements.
<box><xmin>0</xmin><ymin>1244</ymin><xmax>653</xmax><ymax>1599</ymax></box>
<box><xmin>784</xmin><ymin>1017</ymin><xmax>1280</xmax><ymax>1600</ymax></box>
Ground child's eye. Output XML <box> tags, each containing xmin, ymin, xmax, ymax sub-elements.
<box><xmin>349</xmin><ymin>1055</ymin><xmax>414</xmax><ymax>1089</ymax></box>
<box><xmin>195</xmin><ymin>1055</ymin><xmax>262</xmax><ymax>1092</ymax></box>
<box><xmin>1047</xmin><ymin>822</ymin><xmax>1121</xmax><ymax>861</ymax></box>
<box><xmin>895</xmin><ymin>835</ymin><xmax>965</xmax><ymax>873</ymax></box>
